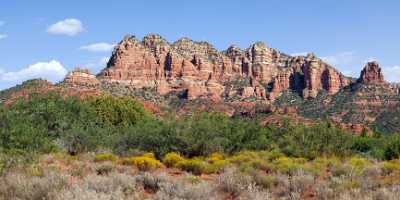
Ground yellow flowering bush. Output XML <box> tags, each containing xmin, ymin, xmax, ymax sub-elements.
<box><xmin>122</xmin><ymin>156</ymin><xmax>163</xmax><ymax>171</ymax></box>
<box><xmin>270</xmin><ymin>156</ymin><xmax>304</xmax><ymax>174</ymax></box>
<box><xmin>162</xmin><ymin>152</ymin><xmax>184</xmax><ymax>168</ymax></box>
<box><xmin>381</xmin><ymin>160</ymin><xmax>400</xmax><ymax>175</ymax></box>
<box><xmin>206</xmin><ymin>153</ymin><xmax>224</xmax><ymax>163</ymax></box>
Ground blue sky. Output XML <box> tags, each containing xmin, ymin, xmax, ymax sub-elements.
<box><xmin>0</xmin><ymin>0</ymin><xmax>400</xmax><ymax>89</ymax></box>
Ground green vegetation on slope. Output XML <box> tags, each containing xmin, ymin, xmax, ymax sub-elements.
<box><xmin>1</xmin><ymin>92</ymin><xmax>400</xmax><ymax>175</ymax></box>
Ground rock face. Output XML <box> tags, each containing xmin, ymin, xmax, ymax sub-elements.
<box><xmin>358</xmin><ymin>61</ymin><xmax>385</xmax><ymax>84</ymax></box>
<box><xmin>96</xmin><ymin>34</ymin><xmax>351</xmax><ymax>101</ymax></box>
<box><xmin>63</xmin><ymin>68</ymin><xmax>100</xmax><ymax>87</ymax></box>
<box><xmin>302</xmin><ymin>53</ymin><xmax>350</xmax><ymax>98</ymax></box>
<box><xmin>269</xmin><ymin>53</ymin><xmax>350</xmax><ymax>99</ymax></box>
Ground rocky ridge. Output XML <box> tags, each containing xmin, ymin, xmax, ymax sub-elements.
<box><xmin>280</xmin><ymin>61</ymin><xmax>400</xmax><ymax>134</ymax></box>
<box><xmin>94</xmin><ymin>34</ymin><xmax>350</xmax><ymax>101</ymax></box>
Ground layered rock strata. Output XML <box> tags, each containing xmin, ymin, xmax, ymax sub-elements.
<box><xmin>63</xmin><ymin>68</ymin><xmax>100</xmax><ymax>87</ymax></box>
<box><xmin>96</xmin><ymin>34</ymin><xmax>351</xmax><ymax>101</ymax></box>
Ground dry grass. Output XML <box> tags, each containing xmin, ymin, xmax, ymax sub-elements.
<box><xmin>2</xmin><ymin>152</ymin><xmax>400</xmax><ymax>200</ymax></box>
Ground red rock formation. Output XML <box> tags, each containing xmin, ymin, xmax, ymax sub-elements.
<box><xmin>63</xmin><ymin>68</ymin><xmax>100</xmax><ymax>87</ymax></box>
<box><xmin>187</xmin><ymin>84</ymin><xmax>207</xmax><ymax>100</ymax></box>
<box><xmin>269</xmin><ymin>68</ymin><xmax>294</xmax><ymax>100</ymax></box>
<box><xmin>302</xmin><ymin>53</ymin><xmax>350</xmax><ymax>98</ymax></box>
<box><xmin>155</xmin><ymin>80</ymin><xmax>170</xmax><ymax>95</ymax></box>
<box><xmin>94</xmin><ymin>34</ymin><xmax>351</xmax><ymax>101</ymax></box>
<box><xmin>358</xmin><ymin>61</ymin><xmax>385</xmax><ymax>84</ymax></box>
<box><xmin>240</xmin><ymin>87</ymin><xmax>255</xmax><ymax>98</ymax></box>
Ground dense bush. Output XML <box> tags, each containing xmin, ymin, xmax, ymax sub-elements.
<box><xmin>384</xmin><ymin>134</ymin><xmax>400</xmax><ymax>160</ymax></box>
<box><xmin>0</xmin><ymin>93</ymin><xmax>148</xmax><ymax>154</ymax></box>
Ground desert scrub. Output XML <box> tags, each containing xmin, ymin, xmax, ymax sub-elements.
<box><xmin>184</xmin><ymin>174</ymin><xmax>201</xmax><ymax>184</ymax></box>
<box><xmin>0</xmin><ymin>171</ymin><xmax>68</xmax><ymax>200</ymax></box>
<box><xmin>162</xmin><ymin>152</ymin><xmax>184</xmax><ymax>168</ymax></box>
<box><xmin>175</xmin><ymin>157</ymin><xmax>227</xmax><ymax>175</ymax></box>
<box><xmin>290</xmin><ymin>170</ymin><xmax>315</xmax><ymax>195</ymax></box>
<box><xmin>94</xmin><ymin>153</ymin><xmax>117</xmax><ymax>162</ymax></box>
<box><xmin>228</xmin><ymin>151</ymin><xmax>260</xmax><ymax>164</ymax></box>
<box><xmin>95</xmin><ymin>162</ymin><xmax>114</xmax><ymax>175</ymax></box>
<box><xmin>380</xmin><ymin>160</ymin><xmax>400</xmax><ymax>175</ymax></box>
<box><xmin>176</xmin><ymin>158</ymin><xmax>206</xmax><ymax>175</ymax></box>
<box><xmin>218</xmin><ymin>167</ymin><xmax>253</xmax><ymax>198</ymax></box>
<box><xmin>236</xmin><ymin>151</ymin><xmax>275</xmax><ymax>167</ymax></box>
<box><xmin>56</xmin><ymin>173</ymin><xmax>138</xmax><ymax>200</ymax></box>
<box><xmin>154</xmin><ymin>179</ymin><xmax>217</xmax><ymax>200</ymax></box>
<box><xmin>270</xmin><ymin>156</ymin><xmax>305</xmax><ymax>175</ymax></box>
<box><xmin>122</xmin><ymin>155</ymin><xmax>163</xmax><ymax>171</ymax></box>
<box><xmin>25</xmin><ymin>163</ymin><xmax>45</xmax><ymax>177</ymax></box>
<box><xmin>136</xmin><ymin>172</ymin><xmax>167</xmax><ymax>193</ymax></box>
<box><xmin>252</xmin><ymin>173</ymin><xmax>275</xmax><ymax>189</ymax></box>
<box><xmin>258</xmin><ymin>150</ymin><xmax>285</xmax><ymax>162</ymax></box>
<box><xmin>202</xmin><ymin>153</ymin><xmax>229</xmax><ymax>173</ymax></box>
<box><xmin>313</xmin><ymin>156</ymin><xmax>341</xmax><ymax>171</ymax></box>
<box><xmin>69</xmin><ymin>161</ymin><xmax>89</xmax><ymax>178</ymax></box>
<box><xmin>228</xmin><ymin>151</ymin><xmax>269</xmax><ymax>172</ymax></box>
<box><xmin>347</xmin><ymin>157</ymin><xmax>372</xmax><ymax>177</ymax></box>
<box><xmin>204</xmin><ymin>159</ymin><xmax>229</xmax><ymax>174</ymax></box>
<box><xmin>84</xmin><ymin>173</ymin><xmax>136</xmax><ymax>195</ymax></box>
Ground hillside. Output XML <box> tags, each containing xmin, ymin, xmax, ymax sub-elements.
<box><xmin>38</xmin><ymin>34</ymin><xmax>397</xmax><ymax>134</ymax></box>
<box><xmin>1</xmin><ymin>34</ymin><xmax>400</xmax><ymax>134</ymax></box>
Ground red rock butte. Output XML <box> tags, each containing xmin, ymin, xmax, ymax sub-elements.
<box><xmin>358</xmin><ymin>61</ymin><xmax>385</xmax><ymax>85</ymax></box>
<box><xmin>63</xmin><ymin>68</ymin><xmax>100</xmax><ymax>87</ymax></box>
<box><xmin>63</xmin><ymin>34</ymin><xmax>390</xmax><ymax>102</ymax></box>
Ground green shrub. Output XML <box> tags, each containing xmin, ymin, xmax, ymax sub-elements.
<box><xmin>94</xmin><ymin>153</ymin><xmax>117</xmax><ymax>162</ymax></box>
<box><xmin>176</xmin><ymin>159</ymin><xmax>206</xmax><ymax>175</ymax></box>
<box><xmin>84</xmin><ymin>95</ymin><xmax>149</xmax><ymax>127</ymax></box>
<box><xmin>384</xmin><ymin>135</ymin><xmax>400</xmax><ymax>160</ymax></box>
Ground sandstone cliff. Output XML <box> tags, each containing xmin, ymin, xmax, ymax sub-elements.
<box><xmin>96</xmin><ymin>34</ymin><xmax>350</xmax><ymax>101</ymax></box>
<box><xmin>63</xmin><ymin>68</ymin><xmax>100</xmax><ymax>87</ymax></box>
